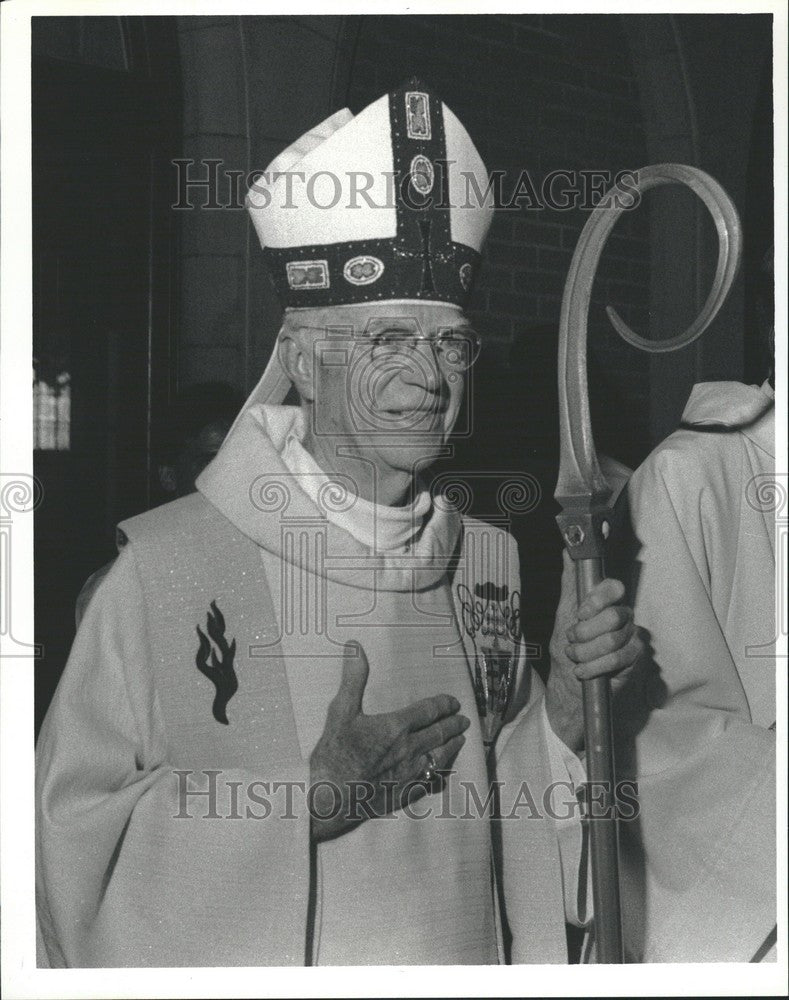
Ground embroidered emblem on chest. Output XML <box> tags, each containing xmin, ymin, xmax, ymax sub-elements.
<box><xmin>195</xmin><ymin>601</ymin><xmax>238</xmax><ymax>725</ymax></box>
<box><xmin>457</xmin><ymin>581</ymin><xmax>521</xmax><ymax>642</ymax></box>
<box><xmin>459</xmin><ymin>262</ymin><xmax>473</xmax><ymax>291</ymax></box>
<box><xmin>455</xmin><ymin>582</ymin><xmax>520</xmax><ymax>746</ymax></box>
<box><xmin>405</xmin><ymin>91</ymin><xmax>431</xmax><ymax>139</ymax></box>
<box><xmin>286</xmin><ymin>259</ymin><xmax>330</xmax><ymax>290</ymax></box>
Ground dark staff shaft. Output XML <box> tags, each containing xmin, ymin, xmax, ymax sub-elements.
<box><xmin>577</xmin><ymin>556</ymin><xmax>623</xmax><ymax>963</ymax></box>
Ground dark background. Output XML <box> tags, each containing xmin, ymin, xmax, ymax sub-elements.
<box><xmin>32</xmin><ymin>14</ymin><xmax>773</xmax><ymax>734</ymax></box>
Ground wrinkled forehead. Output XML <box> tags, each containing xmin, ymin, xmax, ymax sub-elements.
<box><xmin>284</xmin><ymin>300</ymin><xmax>469</xmax><ymax>336</ymax></box>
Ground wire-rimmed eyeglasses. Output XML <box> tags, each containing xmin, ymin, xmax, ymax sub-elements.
<box><xmin>299</xmin><ymin>318</ymin><xmax>482</xmax><ymax>372</ymax></box>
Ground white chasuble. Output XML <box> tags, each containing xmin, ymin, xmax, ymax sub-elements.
<box><xmin>263</xmin><ymin>425</ymin><xmax>498</xmax><ymax>964</ymax></box>
<box><xmin>36</xmin><ymin>403</ymin><xmax>580</xmax><ymax>967</ymax></box>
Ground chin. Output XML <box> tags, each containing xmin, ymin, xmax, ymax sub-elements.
<box><xmin>375</xmin><ymin>436</ymin><xmax>446</xmax><ymax>478</ymax></box>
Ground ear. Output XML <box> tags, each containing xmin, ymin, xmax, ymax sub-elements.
<box><xmin>278</xmin><ymin>333</ymin><xmax>316</xmax><ymax>402</ymax></box>
<box><xmin>158</xmin><ymin>464</ymin><xmax>177</xmax><ymax>493</ymax></box>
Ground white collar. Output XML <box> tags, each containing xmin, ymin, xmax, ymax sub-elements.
<box><xmin>281</xmin><ymin>417</ymin><xmax>432</xmax><ymax>553</ymax></box>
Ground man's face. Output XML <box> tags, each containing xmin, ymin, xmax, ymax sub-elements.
<box><xmin>298</xmin><ymin>301</ymin><xmax>475</xmax><ymax>482</ymax></box>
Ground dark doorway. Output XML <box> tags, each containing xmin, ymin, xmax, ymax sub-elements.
<box><xmin>32</xmin><ymin>17</ymin><xmax>182</xmax><ymax>734</ymax></box>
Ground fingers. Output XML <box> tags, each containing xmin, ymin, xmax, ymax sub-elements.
<box><xmin>572</xmin><ymin>632</ymin><xmax>643</xmax><ymax>681</ymax></box>
<box><xmin>394</xmin><ymin>734</ymin><xmax>467</xmax><ymax>810</ymax></box>
<box><xmin>391</xmin><ymin>692</ymin><xmax>461</xmax><ymax>733</ymax></box>
<box><xmin>576</xmin><ymin>577</ymin><xmax>626</xmax><ymax>620</ymax></box>
<box><xmin>330</xmin><ymin>640</ymin><xmax>369</xmax><ymax>720</ymax></box>
<box><xmin>563</xmin><ymin>579</ymin><xmax>636</xmax><ymax>667</ymax></box>
<box><xmin>410</xmin><ymin>712</ymin><xmax>471</xmax><ymax>757</ymax></box>
<box><xmin>419</xmin><ymin>732</ymin><xmax>467</xmax><ymax>774</ymax></box>
<box><xmin>567</xmin><ymin>604</ymin><xmax>633</xmax><ymax>646</ymax></box>
<box><xmin>565</xmin><ymin>619</ymin><xmax>633</xmax><ymax>664</ymax></box>
<box><xmin>378</xmin><ymin>713</ymin><xmax>470</xmax><ymax>776</ymax></box>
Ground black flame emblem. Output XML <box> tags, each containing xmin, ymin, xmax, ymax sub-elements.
<box><xmin>195</xmin><ymin>601</ymin><xmax>238</xmax><ymax>725</ymax></box>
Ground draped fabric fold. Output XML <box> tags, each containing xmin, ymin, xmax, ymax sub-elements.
<box><xmin>611</xmin><ymin>381</ymin><xmax>776</xmax><ymax>962</ymax></box>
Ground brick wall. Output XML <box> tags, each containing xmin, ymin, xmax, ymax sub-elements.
<box><xmin>346</xmin><ymin>14</ymin><xmax>652</xmax><ymax>454</ymax></box>
<box><xmin>345</xmin><ymin>14</ymin><xmax>652</xmax><ymax>652</ymax></box>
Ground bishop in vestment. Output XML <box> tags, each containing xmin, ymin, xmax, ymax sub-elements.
<box><xmin>36</xmin><ymin>79</ymin><xmax>642</xmax><ymax>967</ymax></box>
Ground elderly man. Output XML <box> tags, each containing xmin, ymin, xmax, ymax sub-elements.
<box><xmin>36</xmin><ymin>79</ymin><xmax>641</xmax><ymax>967</ymax></box>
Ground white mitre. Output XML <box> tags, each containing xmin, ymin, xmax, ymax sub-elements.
<box><xmin>241</xmin><ymin>77</ymin><xmax>494</xmax><ymax>407</ymax></box>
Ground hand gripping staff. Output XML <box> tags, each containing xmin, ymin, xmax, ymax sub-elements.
<box><xmin>554</xmin><ymin>164</ymin><xmax>741</xmax><ymax>962</ymax></box>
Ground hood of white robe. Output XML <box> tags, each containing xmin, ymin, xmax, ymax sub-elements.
<box><xmin>681</xmin><ymin>380</ymin><xmax>774</xmax><ymax>457</ymax></box>
<box><xmin>196</xmin><ymin>404</ymin><xmax>462</xmax><ymax>592</ymax></box>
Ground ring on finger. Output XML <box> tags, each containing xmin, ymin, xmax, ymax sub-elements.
<box><xmin>421</xmin><ymin>752</ymin><xmax>438</xmax><ymax>784</ymax></box>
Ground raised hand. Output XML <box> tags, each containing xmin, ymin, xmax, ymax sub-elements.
<box><xmin>309</xmin><ymin>640</ymin><xmax>470</xmax><ymax>842</ymax></box>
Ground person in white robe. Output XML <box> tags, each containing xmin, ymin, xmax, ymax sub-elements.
<box><xmin>36</xmin><ymin>78</ymin><xmax>643</xmax><ymax>968</ymax></box>
<box><xmin>612</xmin><ymin>379</ymin><xmax>776</xmax><ymax>962</ymax></box>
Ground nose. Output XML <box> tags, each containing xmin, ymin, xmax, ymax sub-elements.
<box><xmin>399</xmin><ymin>339</ymin><xmax>441</xmax><ymax>393</ymax></box>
